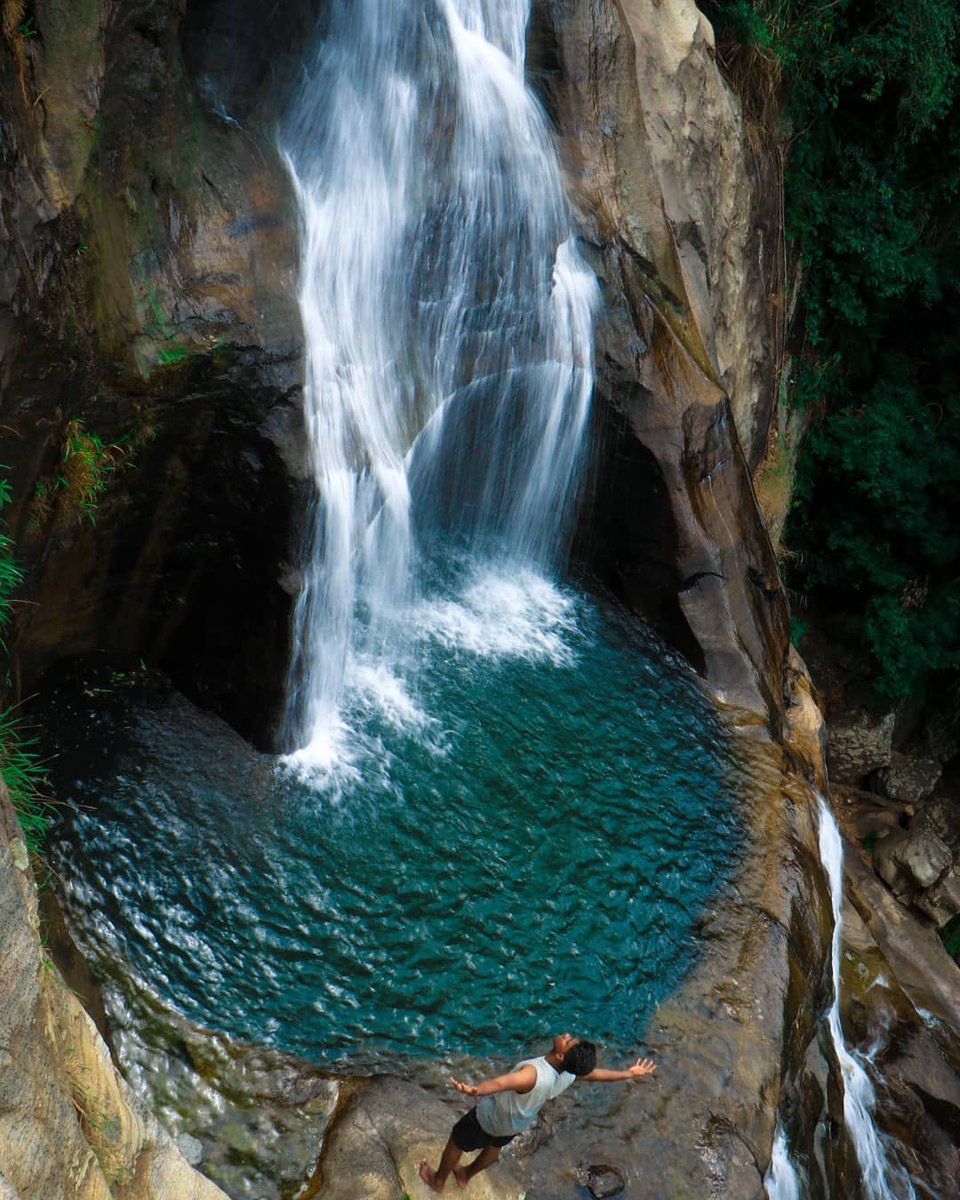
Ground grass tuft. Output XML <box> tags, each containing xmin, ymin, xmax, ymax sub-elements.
<box><xmin>1</xmin><ymin>468</ymin><xmax>54</xmax><ymax>853</ymax></box>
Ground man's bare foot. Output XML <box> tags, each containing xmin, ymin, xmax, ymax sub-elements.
<box><xmin>419</xmin><ymin>1160</ymin><xmax>445</xmax><ymax>1193</ymax></box>
<box><xmin>453</xmin><ymin>1164</ymin><xmax>470</xmax><ymax>1189</ymax></box>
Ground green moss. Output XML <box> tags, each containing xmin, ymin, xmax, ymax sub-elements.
<box><xmin>154</xmin><ymin>343</ymin><xmax>198</xmax><ymax>366</ymax></box>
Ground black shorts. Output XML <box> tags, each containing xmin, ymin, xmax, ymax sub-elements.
<box><xmin>451</xmin><ymin>1107</ymin><xmax>516</xmax><ymax>1151</ymax></box>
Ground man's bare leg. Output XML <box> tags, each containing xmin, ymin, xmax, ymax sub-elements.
<box><xmin>453</xmin><ymin>1144</ymin><xmax>501</xmax><ymax>1187</ymax></box>
<box><xmin>419</xmin><ymin>1138</ymin><xmax>463</xmax><ymax>1193</ymax></box>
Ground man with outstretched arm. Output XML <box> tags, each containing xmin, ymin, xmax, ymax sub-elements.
<box><xmin>418</xmin><ymin>1032</ymin><xmax>656</xmax><ymax>1193</ymax></box>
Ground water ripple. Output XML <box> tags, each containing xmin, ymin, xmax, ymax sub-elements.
<box><xmin>44</xmin><ymin>587</ymin><xmax>742</xmax><ymax>1064</ymax></box>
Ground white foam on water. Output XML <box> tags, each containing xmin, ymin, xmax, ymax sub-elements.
<box><xmin>347</xmin><ymin>660</ymin><xmax>429</xmax><ymax>731</ymax></box>
<box><xmin>279</xmin><ymin>705</ymin><xmax>360</xmax><ymax>789</ymax></box>
<box><xmin>416</xmin><ymin>566</ymin><xmax>577</xmax><ymax>664</ymax></box>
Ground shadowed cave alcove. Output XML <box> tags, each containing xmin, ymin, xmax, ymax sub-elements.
<box><xmin>571</xmin><ymin>386</ymin><xmax>708</xmax><ymax>679</ymax></box>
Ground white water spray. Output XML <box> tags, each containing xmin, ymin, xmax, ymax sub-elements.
<box><xmin>764</xmin><ymin>1124</ymin><xmax>802</xmax><ymax>1200</ymax></box>
<box><xmin>280</xmin><ymin>0</ymin><xmax>596</xmax><ymax>762</ymax></box>
<box><xmin>817</xmin><ymin>797</ymin><xmax>917</xmax><ymax>1200</ymax></box>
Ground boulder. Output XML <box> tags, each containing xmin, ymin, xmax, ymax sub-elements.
<box><xmin>827</xmin><ymin>709</ymin><xmax>896</xmax><ymax>782</ymax></box>
<box><xmin>875</xmin><ymin>827</ymin><xmax>953</xmax><ymax>895</ymax></box>
<box><xmin>912</xmin><ymin>796</ymin><xmax>960</xmax><ymax>848</ymax></box>
<box><xmin>313</xmin><ymin>1076</ymin><xmax>521</xmax><ymax>1199</ymax></box>
<box><xmin>176</xmin><ymin>1134</ymin><xmax>204</xmax><ymax>1166</ymax></box>
<box><xmin>875</xmin><ymin>752</ymin><xmax>942</xmax><ymax>806</ymax></box>
<box><xmin>575</xmin><ymin>1162</ymin><xmax>626</xmax><ymax>1198</ymax></box>
<box><xmin>915</xmin><ymin>866</ymin><xmax>960</xmax><ymax>927</ymax></box>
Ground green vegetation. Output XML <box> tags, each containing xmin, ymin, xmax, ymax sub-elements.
<box><xmin>0</xmin><ymin>473</ymin><xmax>21</xmax><ymax>654</ymax></box>
<box><xmin>154</xmin><ymin>341</ymin><xmax>208</xmax><ymax>367</ymax></box>
<box><xmin>704</xmin><ymin>0</ymin><xmax>960</xmax><ymax>703</ymax></box>
<box><xmin>789</xmin><ymin>615</ymin><xmax>810</xmax><ymax>649</ymax></box>
<box><xmin>59</xmin><ymin>418</ymin><xmax>118</xmax><ymax>521</ymax></box>
<box><xmin>31</xmin><ymin>416</ymin><xmax>154</xmax><ymax>528</ymax></box>
<box><xmin>0</xmin><ymin>705</ymin><xmax>50</xmax><ymax>856</ymax></box>
<box><xmin>0</xmin><ymin>472</ymin><xmax>51</xmax><ymax>855</ymax></box>
<box><xmin>940</xmin><ymin>912</ymin><xmax>960</xmax><ymax>962</ymax></box>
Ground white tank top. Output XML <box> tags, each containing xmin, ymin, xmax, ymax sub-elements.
<box><xmin>476</xmin><ymin>1056</ymin><xmax>576</xmax><ymax>1136</ymax></box>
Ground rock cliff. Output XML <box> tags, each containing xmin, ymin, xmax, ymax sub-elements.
<box><xmin>0</xmin><ymin>780</ymin><xmax>228</xmax><ymax>1199</ymax></box>
<box><xmin>0</xmin><ymin>0</ymin><xmax>306</xmax><ymax>747</ymax></box>
<box><xmin>534</xmin><ymin>0</ymin><xmax>789</xmax><ymax>720</ymax></box>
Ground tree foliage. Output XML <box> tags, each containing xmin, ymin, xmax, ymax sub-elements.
<box><xmin>703</xmin><ymin>0</ymin><xmax>960</xmax><ymax>701</ymax></box>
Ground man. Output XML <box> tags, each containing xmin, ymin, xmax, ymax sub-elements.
<box><xmin>418</xmin><ymin>1033</ymin><xmax>656</xmax><ymax>1192</ymax></box>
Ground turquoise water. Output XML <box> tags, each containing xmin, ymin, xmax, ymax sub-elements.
<box><xmin>44</xmin><ymin>561</ymin><xmax>739</xmax><ymax>1068</ymax></box>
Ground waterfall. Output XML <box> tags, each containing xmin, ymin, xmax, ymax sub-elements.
<box><xmin>817</xmin><ymin>797</ymin><xmax>917</xmax><ymax>1200</ymax></box>
<box><xmin>279</xmin><ymin>0</ymin><xmax>596</xmax><ymax>764</ymax></box>
<box><xmin>764</xmin><ymin>1124</ymin><xmax>802</xmax><ymax>1200</ymax></box>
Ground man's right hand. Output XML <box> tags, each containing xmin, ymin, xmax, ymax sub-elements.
<box><xmin>627</xmin><ymin>1057</ymin><xmax>657</xmax><ymax>1079</ymax></box>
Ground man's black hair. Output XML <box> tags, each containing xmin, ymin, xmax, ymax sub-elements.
<box><xmin>562</xmin><ymin>1039</ymin><xmax>597</xmax><ymax>1077</ymax></box>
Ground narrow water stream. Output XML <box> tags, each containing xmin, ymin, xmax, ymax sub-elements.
<box><xmin>818</xmin><ymin>798</ymin><xmax>917</xmax><ymax>1200</ymax></box>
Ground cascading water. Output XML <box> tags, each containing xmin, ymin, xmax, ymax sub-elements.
<box><xmin>764</xmin><ymin>1124</ymin><xmax>802</xmax><ymax>1200</ymax></box>
<box><xmin>817</xmin><ymin>797</ymin><xmax>917</xmax><ymax>1200</ymax></box>
<box><xmin>38</xmin><ymin>0</ymin><xmax>746</xmax><ymax>1083</ymax></box>
<box><xmin>280</xmin><ymin>0</ymin><xmax>597</xmax><ymax>764</ymax></box>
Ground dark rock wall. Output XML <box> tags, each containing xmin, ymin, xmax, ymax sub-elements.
<box><xmin>0</xmin><ymin>0</ymin><xmax>308</xmax><ymax>747</ymax></box>
<box><xmin>179</xmin><ymin>0</ymin><xmax>328</xmax><ymax>125</ymax></box>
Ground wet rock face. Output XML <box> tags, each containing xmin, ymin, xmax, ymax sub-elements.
<box><xmin>0</xmin><ymin>0</ymin><xmax>306</xmax><ymax>747</ymax></box>
<box><xmin>534</xmin><ymin>0</ymin><xmax>789</xmax><ymax>720</ymax></box>
<box><xmin>2</xmin><ymin>0</ymin><xmax>790</xmax><ymax>737</ymax></box>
